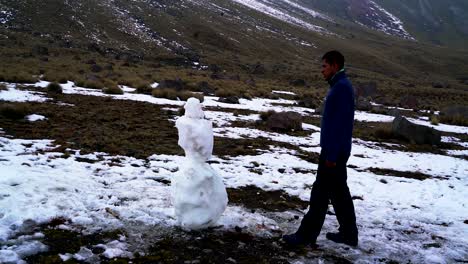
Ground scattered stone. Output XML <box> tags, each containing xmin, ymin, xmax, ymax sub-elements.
<box><xmin>392</xmin><ymin>116</ymin><xmax>441</xmax><ymax>145</ymax></box>
<box><xmin>355</xmin><ymin>82</ymin><xmax>377</xmax><ymax>98</ymax></box>
<box><xmin>289</xmin><ymin>79</ymin><xmax>307</xmax><ymax>87</ymax></box>
<box><xmin>380</xmin><ymin>179</ymin><xmax>388</xmax><ymax>184</ymax></box>
<box><xmin>159</xmin><ymin>79</ymin><xmax>186</xmax><ymax>91</ymax></box>
<box><xmin>432</xmin><ymin>81</ymin><xmax>450</xmax><ymax>89</ymax></box>
<box><xmin>32</xmin><ymin>45</ymin><xmax>49</xmax><ymax>56</ymax></box>
<box><xmin>266</xmin><ymin>111</ymin><xmax>302</xmax><ymax>132</ymax></box>
<box><xmin>356</xmin><ymin>97</ymin><xmax>372</xmax><ymax>111</ymax></box>
<box><xmin>197</xmin><ymin>81</ymin><xmax>215</xmax><ymax>95</ymax></box>
<box><xmin>218</xmin><ymin>96</ymin><xmax>240</xmax><ymax>104</ymax></box>
<box><xmin>441</xmin><ymin>105</ymin><xmax>468</xmax><ymax>120</ymax></box>
<box><xmin>388</xmin><ymin>108</ymin><xmax>402</xmax><ymax>117</ymax></box>
<box><xmin>90</xmin><ymin>64</ymin><xmax>102</xmax><ymax>73</ymax></box>
<box><xmin>250</xmin><ymin>63</ymin><xmax>266</xmax><ymax>75</ymax></box>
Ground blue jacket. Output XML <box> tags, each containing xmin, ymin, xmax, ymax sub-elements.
<box><xmin>320</xmin><ymin>70</ymin><xmax>355</xmax><ymax>162</ymax></box>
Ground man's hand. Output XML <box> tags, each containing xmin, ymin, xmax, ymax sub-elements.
<box><xmin>325</xmin><ymin>160</ymin><xmax>336</xmax><ymax>168</ymax></box>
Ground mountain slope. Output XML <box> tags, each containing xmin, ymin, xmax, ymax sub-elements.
<box><xmin>0</xmin><ymin>0</ymin><xmax>468</xmax><ymax>91</ymax></box>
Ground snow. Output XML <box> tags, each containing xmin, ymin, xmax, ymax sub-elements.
<box><xmin>407</xmin><ymin>117</ymin><xmax>468</xmax><ymax>134</ymax></box>
<box><xmin>0</xmin><ymin>80</ymin><xmax>467</xmax><ymax>262</ymax></box>
<box><xmin>272</xmin><ymin>90</ymin><xmax>296</xmax><ymax>95</ymax></box>
<box><xmin>229</xmin><ymin>0</ymin><xmax>330</xmax><ymax>34</ymax></box>
<box><xmin>0</xmin><ymin>83</ymin><xmax>50</xmax><ymax>103</ymax></box>
<box><xmin>26</xmin><ymin>114</ymin><xmax>46</xmax><ymax>122</ymax></box>
<box><xmin>172</xmin><ymin>98</ymin><xmax>228</xmax><ymax>229</ymax></box>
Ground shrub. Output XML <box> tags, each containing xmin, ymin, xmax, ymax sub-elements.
<box><xmin>177</xmin><ymin>91</ymin><xmax>204</xmax><ymax>102</ymax></box>
<box><xmin>439</xmin><ymin>116</ymin><xmax>468</xmax><ymax>126</ymax></box>
<box><xmin>215</xmin><ymin>88</ymin><xmax>238</xmax><ymax>98</ymax></box>
<box><xmin>103</xmin><ymin>86</ymin><xmax>124</xmax><ymax>95</ymax></box>
<box><xmin>0</xmin><ymin>84</ymin><xmax>7</xmax><ymax>91</ymax></box>
<box><xmin>430</xmin><ymin>115</ymin><xmax>439</xmax><ymax>126</ymax></box>
<box><xmin>374</xmin><ymin>123</ymin><xmax>395</xmax><ymax>140</ymax></box>
<box><xmin>47</xmin><ymin>82</ymin><xmax>63</xmax><ymax>94</ymax></box>
<box><xmin>136</xmin><ymin>83</ymin><xmax>152</xmax><ymax>95</ymax></box>
<box><xmin>152</xmin><ymin>89</ymin><xmax>204</xmax><ymax>102</ymax></box>
<box><xmin>259</xmin><ymin>110</ymin><xmax>276</xmax><ymax>121</ymax></box>
<box><xmin>0</xmin><ymin>104</ymin><xmax>30</xmax><ymax>120</ymax></box>
<box><xmin>152</xmin><ymin>88</ymin><xmax>178</xmax><ymax>100</ymax></box>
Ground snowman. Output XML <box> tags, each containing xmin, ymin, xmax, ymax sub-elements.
<box><xmin>172</xmin><ymin>97</ymin><xmax>228</xmax><ymax>229</ymax></box>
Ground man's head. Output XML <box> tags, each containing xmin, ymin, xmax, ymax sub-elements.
<box><xmin>321</xmin><ymin>50</ymin><xmax>345</xmax><ymax>81</ymax></box>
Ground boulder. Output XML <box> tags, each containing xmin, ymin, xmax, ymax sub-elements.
<box><xmin>399</xmin><ymin>95</ymin><xmax>419</xmax><ymax>109</ymax></box>
<box><xmin>354</xmin><ymin>82</ymin><xmax>377</xmax><ymax>98</ymax></box>
<box><xmin>197</xmin><ymin>81</ymin><xmax>215</xmax><ymax>96</ymax></box>
<box><xmin>159</xmin><ymin>79</ymin><xmax>185</xmax><ymax>91</ymax></box>
<box><xmin>32</xmin><ymin>45</ymin><xmax>49</xmax><ymax>56</ymax></box>
<box><xmin>250</xmin><ymin>63</ymin><xmax>266</xmax><ymax>75</ymax></box>
<box><xmin>90</xmin><ymin>64</ymin><xmax>103</xmax><ymax>73</ymax></box>
<box><xmin>356</xmin><ymin>97</ymin><xmax>372</xmax><ymax>111</ymax></box>
<box><xmin>441</xmin><ymin>105</ymin><xmax>468</xmax><ymax>119</ymax></box>
<box><xmin>218</xmin><ymin>96</ymin><xmax>239</xmax><ymax>104</ymax></box>
<box><xmin>298</xmin><ymin>97</ymin><xmax>319</xmax><ymax>109</ymax></box>
<box><xmin>316</xmin><ymin>100</ymin><xmax>325</xmax><ymax>115</ymax></box>
<box><xmin>266</xmin><ymin>111</ymin><xmax>303</xmax><ymax>132</ymax></box>
<box><xmin>388</xmin><ymin>108</ymin><xmax>402</xmax><ymax>118</ymax></box>
<box><xmin>432</xmin><ymin>81</ymin><xmax>450</xmax><ymax>89</ymax></box>
<box><xmin>289</xmin><ymin>79</ymin><xmax>307</xmax><ymax>87</ymax></box>
<box><xmin>392</xmin><ymin>116</ymin><xmax>441</xmax><ymax>145</ymax></box>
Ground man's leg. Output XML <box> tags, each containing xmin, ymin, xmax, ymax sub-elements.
<box><xmin>295</xmin><ymin>154</ymin><xmax>331</xmax><ymax>242</ymax></box>
<box><xmin>328</xmin><ymin>157</ymin><xmax>358</xmax><ymax>243</ymax></box>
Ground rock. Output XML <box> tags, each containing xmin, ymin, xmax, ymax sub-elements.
<box><xmin>356</xmin><ymin>97</ymin><xmax>372</xmax><ymax>111</ymax></box>
<box><xmin>208</xmin><ymin>64</ymin><xmax>222</xmax><ymax>73</ymax></box>
<box><xmin>210</xmin><ymin>72</ymin><xmax>225</xmax><ymax>80</ymax></box>
<box><xmin>388</xmin><ymin>108</ymin><xmax>402</xmax><ymax>118</ymax></box>
<box><xmin>90</xmin><ymin>64</ymin><xmax>103</xmax><ymax>73</ymax></box>
<box><xmin>316</xmin><ymin>100</ymin><xmax>325</xmax><ymax>115</ymax></box>
<box><xmin>355</xmin><ymin>82</ymin><xmax>377</xmax><ymax>98</ymax></box>
<box><xmin>432</xmin><ymin>81</ymin><xmax>450</xmax><ymax>89</ymax></box>
<box><xmin>441</xmin><ymin>105</ymin><xmax>468</xmax><ymax>120</ymax></box>
<box><xmin>104</xmin><ymin>64</ymin><xmax>113</xmax><ymax>71</ymax></box>
<box><xmin>218</xmin><ymin>96</ymin><xmax>240</xmax><ymax>104</ymax></box>
<box><xmin>32</xmin><ymin>45</ymin><xmax>49</xmax><ymax>56</ymax></box>
<box><xmin>266</xmin><ymin>111</ymin><xmax>302</xmax><ymax>132</ymax></box>
<box><xmin>298</xmin><ymin>97</ymin><xmax>319</xmax><ymax>109</ymax></box>
<box><xmin>399</xmin><ymin>95</ymin><xmax>419</xmax><ymax>109</ymax></box>
<box><xmin>392</xmin><ymin>116</ymin><xmax>441</xmax><ymax>145</ymax></box>
<box><xmin>289</xmin><ymin>79</ymin><xmax>307</xmax><ymax>87</ymax></box>
<box><xmin>159</xmin><ymin>79</ymin><xmax>185</xmax><ymax>91</ymax></box>
<box><xmin>250</xmin><ymin>63</ymin><xmax>266</xmax><ymax>75</ymax></box>
<box><xmin>197</xmin><ymin>81</ymin><xmax>215</xmax><ymax>95</ymax></box>
<box><xmin>245</xmin><ymin>77</ymin><xmax>256</xmax><ymax>87</ymax></box>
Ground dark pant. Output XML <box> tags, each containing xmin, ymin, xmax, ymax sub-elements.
<box><xmin>297</xmin><ymin>151</ymin><xmax>358</xmax><ymax>241</ymax></box>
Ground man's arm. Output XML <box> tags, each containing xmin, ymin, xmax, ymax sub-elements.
<box><xmin>324</xmin><ymin>85</ymin><xmax>351</xmax><ymax>166</ymax></box>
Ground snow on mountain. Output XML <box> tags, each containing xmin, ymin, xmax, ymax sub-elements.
<box><xmin>229</xmin><ymin>0</ymin><xmax>332</xmax><ymax>34</ymax></box>
<box><xmin>349</xmin><ymin>0</ymin><xmax>414</xmax><ymax>40</ymax></box>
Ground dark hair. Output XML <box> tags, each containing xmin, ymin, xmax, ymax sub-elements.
<box><xmin>322</xmin><ymin>50</ymin><xmax>345</xmax><ymax>69</ymax></box>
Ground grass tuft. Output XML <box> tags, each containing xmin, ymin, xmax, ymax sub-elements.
<box><xmin>47</xmin><ymin>82</ymin><xmax>63</xmax><ymax>94</ymax></box>
<box><xmin>0</xmin><ymin>104</ymin><xmax>30</xmax><ymax>120</ymax></box>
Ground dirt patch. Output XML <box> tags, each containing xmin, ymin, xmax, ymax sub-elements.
<box><xmin>367</xmin><ymin>168</ymin><xmax>448</xmax><ymax>181</ymax></box>
<box><xmin>227</xmin><ymin>185</ymin><xmax>309</xmax><ymax>212</ymax></box>
<box><xmin>0</xmin><ymin>94</ymin><xmax>183</xmax><ymax>159</ymax></box>
<box><xmin>22</xmin><ymin>220</ymin><xmax>352</xmax><ymax>264</ymax></box>
<box><xmin>119</xmin><ymin>230</ymin><xmax>352</xmax><ymax>264</ymax></box>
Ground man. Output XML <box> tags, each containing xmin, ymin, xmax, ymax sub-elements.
<box><xmin>283</xmin><ymin>50</ymin><xmax>358</xmax><ymax>247</ymax></box>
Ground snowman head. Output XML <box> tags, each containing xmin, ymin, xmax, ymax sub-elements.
<box><xmin>184</xmin><ymin>97</ymin><xmax>204</xmax><ymax>119</ymax></box>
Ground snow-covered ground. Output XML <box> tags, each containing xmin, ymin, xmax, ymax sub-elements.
<box><xmin>0</xmin><ymin>81</ymin><xmax>467</xmax><ymax>263</ymax></box>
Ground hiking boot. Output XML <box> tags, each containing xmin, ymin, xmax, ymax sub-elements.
<box><xmin>326</xmin><ymin>232</ymin><xmax>358</xmax><ymax>247</ymax></box>
<box><xmin>282</xmin><ymin>233</ymin><xmax>316</xmax><ymax>247</ymax></box>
